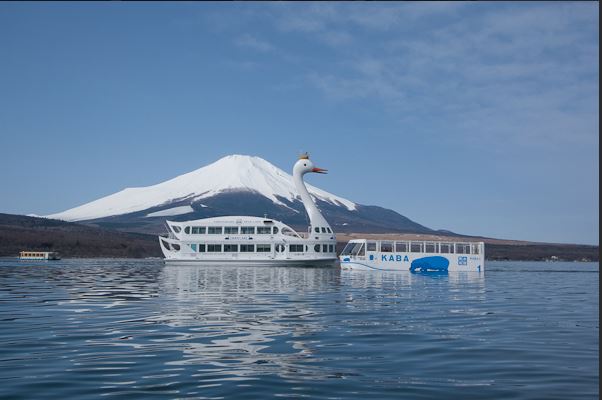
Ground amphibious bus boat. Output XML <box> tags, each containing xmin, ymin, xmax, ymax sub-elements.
<box><xmin>159</xmin><ymin>154</ymin><xmax>337</xmax><ymax>266</ymax></box>
<box><xmin>339</xmin><ymin>239</ymin><xmax>485</xmax><ymax>272</ymax></box>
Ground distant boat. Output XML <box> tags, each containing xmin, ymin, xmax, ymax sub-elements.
<box><xmin>158</xmin><ymin>154</ymin><xmax>337</xmax><ymax>266</ymax></box>
<box><xmin>19</xmin><ymin>251</ymin><xmax>61</xmax><ymax>260</ymax></box>
<box><xmin>339</xmin><ymin>239</ymin><xmax>484</xmax><ymax>272</ymax></box>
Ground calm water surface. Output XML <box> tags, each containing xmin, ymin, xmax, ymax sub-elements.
<box><xmin>0</xmin><ymin>260</ymin><xmax>598</xmax><ymax>399</ymax></box>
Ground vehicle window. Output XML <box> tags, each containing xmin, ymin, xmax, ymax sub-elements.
<box><xmin>380</xmin><ymin>241</ymin><xmax>393</xmax><ymax>252</ymax></box>
<box><xmin>240</xmin><ymin>244</ymin><xmax>254</xmax><ymax>252</ymax></box>
<box><xmin>410</xmin><ymin>243</ymin><xmax>423</xmax><ymax>252</ymax></box>
<box><xmin>289</xmin><ymin>244</ymin><xmax>304</xmax><ymax>252</ymax></box>
<box><xmin>395</xmin><ymin>242</ymin><xmax>408</xmax><ymax>252</ymax></box>
<box><xmin>191</xmin><ymin>227</ymin><xmax>206</xmax><ymax>234</ymax></box>
<box><xmin>207</xmin><ymin>244</ymin><xmax>222</xmax><ymax>252</ymax></box>
<box><xmin>256</xmin><ymin>244</ymin><xmax>271</xmax><ymax>252</ymax></box>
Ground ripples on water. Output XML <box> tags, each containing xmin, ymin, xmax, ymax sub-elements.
<box><xmin>0</xmin><ymin>260</ymin><xmax>598</xmax><ymax>399</ymax></box>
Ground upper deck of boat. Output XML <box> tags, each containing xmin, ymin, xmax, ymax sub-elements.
<box><xmin>165</xmin><ymin>215</ymin><xmax>334</xmax><ymax>241</ymax></box>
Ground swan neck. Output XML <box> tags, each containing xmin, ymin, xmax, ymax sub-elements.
<box><xmin>293</xmin><ymin>171</ymin><xmax>329</xmax><ymax>230</ymax></box>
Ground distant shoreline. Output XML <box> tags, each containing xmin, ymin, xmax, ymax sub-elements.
<box><xmin>1</xmin><ymin>213</ymin><xmax>597</xmax><ymax>262</ymax></box>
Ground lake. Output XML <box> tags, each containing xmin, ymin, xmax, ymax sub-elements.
<box><xmin>0</xmin><ymin>260</ymin><xmax>598</xmax><ymax>399</ymax></box>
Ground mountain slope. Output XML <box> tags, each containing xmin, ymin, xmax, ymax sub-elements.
<box><xmin>45</xmin><ymin>155</ymin><xmax>436</xmax><ymax>235</ymax></box>
<box><xmin>47</xmin><ymin>155</ymin><xmax>356</xmax><ymax>222</ymax></box>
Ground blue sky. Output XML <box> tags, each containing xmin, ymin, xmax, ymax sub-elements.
<box><xmin>0</xmin><ymin>2</ymin><xmax>598</xmax><ymax>245</ymax></box>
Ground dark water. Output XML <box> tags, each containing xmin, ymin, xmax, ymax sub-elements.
<box><xmin>0</xmin><ymin>260</ymin><xmax>598</xmax><ymax>399</ymax></box>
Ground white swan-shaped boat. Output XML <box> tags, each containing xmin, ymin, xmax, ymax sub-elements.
<box><xmin>159</xmin><ymin>154</ymin><xmax>337</xmax><ymax>266</ymax></box>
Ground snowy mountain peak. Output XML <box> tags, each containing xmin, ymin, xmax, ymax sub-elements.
<box><xmin>46</xmin><ymin>155</ymin><xmax>357</xmax><ymax>222</ymax></box>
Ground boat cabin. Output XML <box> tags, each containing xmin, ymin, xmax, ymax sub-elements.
<box><xmin>340</xmin><ymin>239</ymin><xmax>485</xmax><ymax>272</ymax></box>
<box><xmin>19</xmin><ymin>251</ymin><xmax>61</xmax><ymax>260</ymax></box>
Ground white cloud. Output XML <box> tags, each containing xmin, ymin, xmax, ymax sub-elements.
<box><xmin>234</xmin><ymin>33</ymin><xmax>274</xmax><ymax>52</ymax></box>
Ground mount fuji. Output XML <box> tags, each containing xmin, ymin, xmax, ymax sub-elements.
<box><xmin>46</xmin><ymin>155</ymin><xmax>437</xmax><ymax>235</ymax></box>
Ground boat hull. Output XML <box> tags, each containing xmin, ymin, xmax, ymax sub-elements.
<box><xmin>340</xmin><ymin>254</ymin><xmax>483</xmax><ymax>272</ymax></box>
<box><xmin>164</xmin><ymin>258</ymin><xmax>337</xmax><ymax>267</ymax></box>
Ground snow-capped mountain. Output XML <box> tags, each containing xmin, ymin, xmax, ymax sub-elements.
<box><xmin>46</xmin><ymin>155</ymin><xmax>436</xmax><ymax>235</ymax></box>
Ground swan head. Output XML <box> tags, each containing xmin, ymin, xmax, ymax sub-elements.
<box><xmin>293</xmin><ymin>154</ymin><xmax>327</xmax><ymax>176</ymax></box>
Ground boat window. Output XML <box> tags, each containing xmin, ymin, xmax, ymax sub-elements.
<box><xmin>289</xmin><ymin>244</ymin><xmax>304</xmax><ymax>252</ymax></box>
<box><xmin>241</xmin><ymin>226</ymin><xmax>255</xmax><ymax>234</ymax></box>
<box><xmin>207</xmin><ymin>244</ymin><xmax>222</xmax><ymax>252</ymax></box>
<box><xmin>305</xmin><ymin>245</ymin><xmax>308</xmax><ymax>252</ymax></box>
<box><xmin>440</xmin><ymin>243</ymin><xmax>451</xmax><ymax>253</ymax></box>
<box><xmin>327</xmin><ymin>227</ymin><xmax>332</xmax><ymax>233</ymax></box>
<box><xmin>224</xmin><ymin>227</ymin><xmax>239</xmax><ymax>234</ymax></box>
<box><xmin>190</xmin><ymin>244</ymin><xmax>197</xmax><ymax>252</ymax></box>
<box><xmin>425</xmin><ymin>243</ymin><xmax>436</xmax><ymax>253</ymax></box>
<box><xmin>208</xmin><ymin>227</ymin><xmax>223</xmax><ymax>234</ymax></box>
<box><xmin>276</xmin><ymin>244</ymin><xmax>285</xmax><ymax>252</ymax></box>
<box><xmin>172</xmin><ymin>226</ymin><xmax>181</xmax><ymax>233</ymax></box>
<box><xmin>456</xmin><ymin>243</ymin><xmax>470</xmax><ymax>254</ymax></box>
<box><xmin>191</xmin><ymin>226</ymin><xmax>206</xmax><ymax>234</ymax></box>
<box><xmin>240</xmin><ymin>244</ymin><xmax>254</xmax><ymax>252</ymax></box>
<box><xmin>198</xmin><ymin>244</ymin><xmax>206</xmax><ymax>252</ymax></box>
<box><xmin>321</xmin><ymin>227</ymin><xmax>327</xmax><ymax>233</ymax></box>
<box><xmin>329</xmin><ymin>244</ymin><xmax>334</xmax><ymax>253</ymax></box>
<box><xmin>257</xmin><ymin>227</ymin><xmax>271</xmax><ymax>234</ymax></box>
<box><xmin>410</xmin><ymin>243</ymin><xmax>423</xmax><ymax>253</ymax></box>
<box><xmin>471</xmin><ymin>243</ymin><xmax>480</xmax><ymax>255</ymax></box>
<box><xmin>322</xmin><ymin>244</ymin><xmax>328</xmax><ymax>252</ymax></box>
<box><xmin>367</xmin><ymin>242</ymin><xmax>376</xmax><ymax>252</ymax></box>
<box><xmin>184</xmin><ymin>226</ymin><xmax>190</xmax><ymax>234</ymax></box>
<box><xmin>341</xmin><ymin>242</ymin><xmax>355</xmax><ymax>255</ymax></box>
<box><xmin>395</xmin><ymin>242</ymin><xmax>408</xmax><ymax>252</ymax></box>
<box><xmin>171</xmin><ymin>243</ymin><xmax>180</xmax><ymax>251</ymax></box>
<box><xmin>224</xmin><ymin>244</ymin><xmax>238</xmax><ymax>252</ymax></box>
<box><xmin>314</xmin><ymin>244</ymin><xmax>321</xmax><ymax>252</ymax></box>
<box><xmin>256</xmin><ymin>244</ymin><xmax>271</xmax><ymax>252</ymax></box>
<box><xmin>341</xmin><ymin>242</ymin><xmax>364</xmax><ymax>256</ymax></box>
<box><xmin>380</xmin><ymin>241</ymin><xmax>393</xmax><ymax>252</ymax></box>
<box><xmin>273</xmin><ymin>227</ymin><xmax>279</xmax><ymax>234</ymax></box>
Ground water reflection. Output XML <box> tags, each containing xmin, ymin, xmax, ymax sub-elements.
<box><xmin>340</xmin><ymin>269</ymin><xmax>485</xmax><ymax>288</ymax></box>
<box><xmin>152</xmin><ymin>266</ymin><xmax>342</xmax><ymax>380</ymax></box>
<box><xmin>3</xmin><ymin>260</ymin><xmax>594</xmax><ymax>400</ymax></box>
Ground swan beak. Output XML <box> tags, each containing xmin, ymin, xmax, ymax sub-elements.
<box><xmin>312</xmin><ymin>167</ymin><xmax>327</xmax><ymax>174</ymax></box>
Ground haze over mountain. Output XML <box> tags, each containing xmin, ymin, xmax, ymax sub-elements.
<box><xmin>46</xmin><ymin>155</ymin><xmax>437</xmax><ymax>235</ymax></box>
